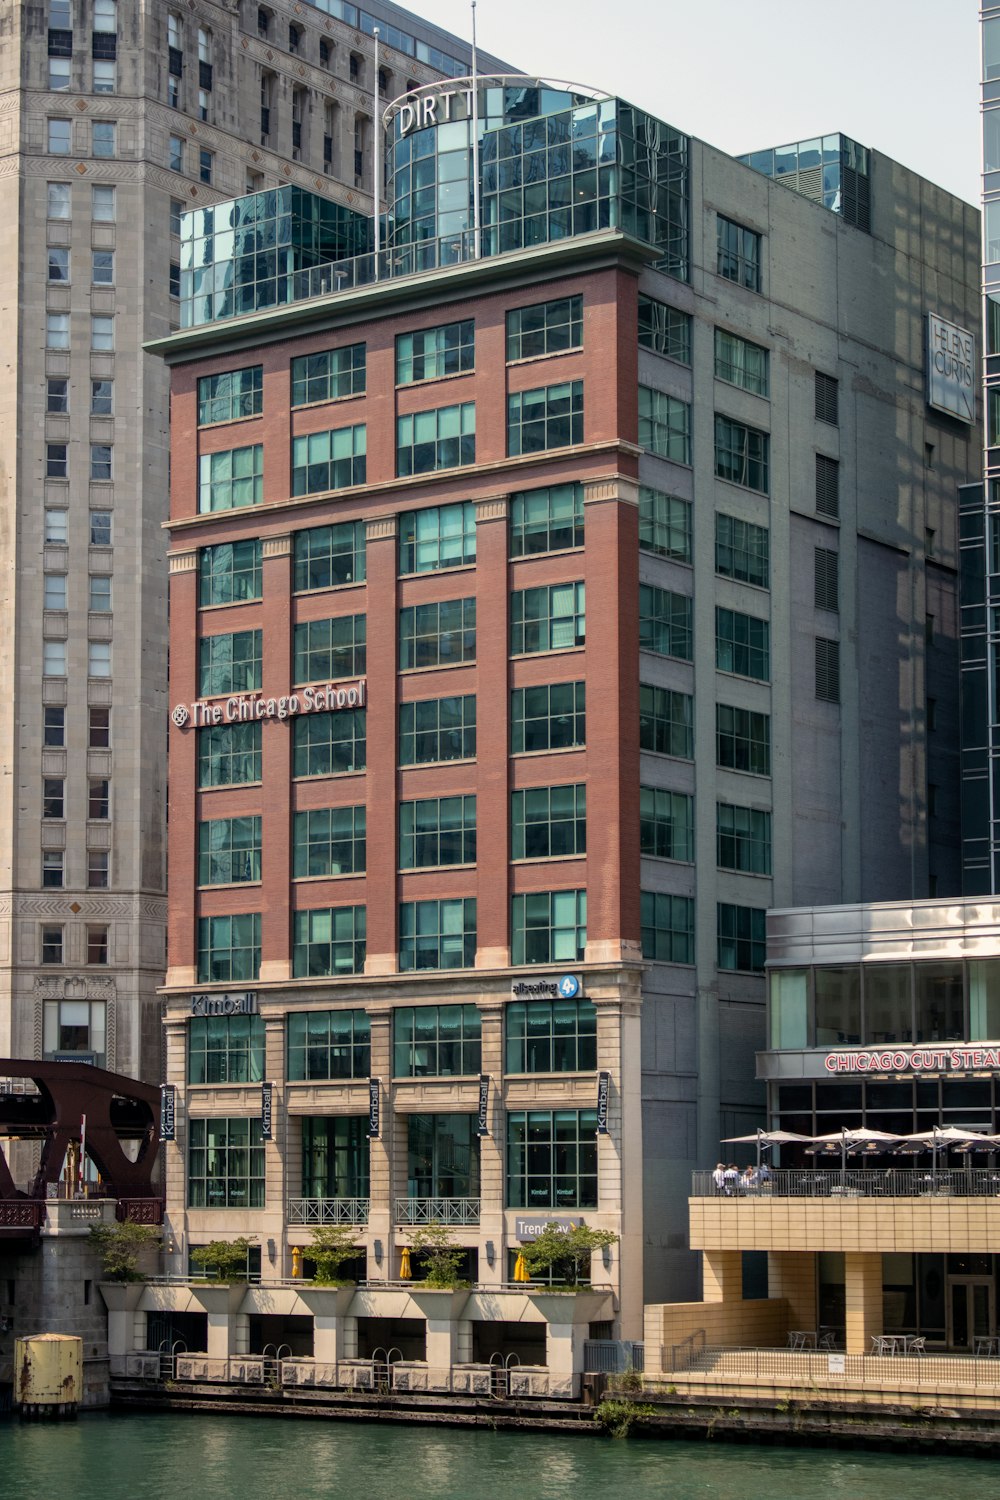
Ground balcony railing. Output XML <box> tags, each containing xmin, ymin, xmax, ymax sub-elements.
<box><xmin>287</xmin><ymin>1197</ymin><xmax>369</xmax><ymax>1225</ymax></box>
<box><xmin>394</xmin><ymin>1197</ymin><xmax>480</xmax><ymax>1226</ymax></box>
<box><xmin>692</xmin><ymin>1167</ymin><xmax>1000</xmax><ymax>1199</ymax></box>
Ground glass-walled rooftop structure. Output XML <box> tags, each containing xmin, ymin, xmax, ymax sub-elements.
<box><xmin>739</xmin><ymin>132</ymin><xmax>871</xmax><ymax>232</ymax></box>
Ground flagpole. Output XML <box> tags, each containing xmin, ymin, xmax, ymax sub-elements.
<box><xmin>470</xmin><ymin>1</ymin><xmax>480</xmax><ymax>260</ymax></box>
<box><xmin>372</xmin><ymin>27</ymin><xmax>381</xmax><ymax>280</ymax></box>
<box><xmin>80</xmin><ymin>1113</ymin><xmax>87</xmax><ymax>1197</ymax></box>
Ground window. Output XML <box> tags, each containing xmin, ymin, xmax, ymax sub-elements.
<box><xmin>399</xmin><ymin>695</ymin><xmax>476</xmax><ymax>766</ymax></box>
<box><xmin>198</xmin><ymin>816</ymin><xmax>262</xmax><ymax>885</ymax></box>
<box><xmin>291</xmin><ymin>344</ymin><xmax>366</xmax><ymax>405</ymax></box>
<box><xmin>816</xmin><ymin>454</ymin><xmax>839</xmax><ymax>519</ymax></box>
<box><xmin>717</xmin><ymin>214</ymin><xmax>761</xmax><ymax>291</ymax></box>
<box><xmin>170</xmin><ymin>197</ymin><xmax>184</xmax><ymax>236</ymax></box>
<box><xmin>93</xmin><ymin>0</ymin><xmax>116</xmax><ymax>32</ymax></box>
<box><xmin>639</xmin><ymin>584</ymin><xmax>692</xmax><ymax>659</ymax></box>
<box><xmin>197</xmin><ymin>913</ymin><xmax>261</xmax><ymax>983</ymax></box>
<box><xmin>294</xmin><ymin>521</ymin><xmax>366</xmax><ymax>592</ymax></box>
<box><xmin>287</xmin><ymin>1010</ymin><xmax>370</xmax><ymax>1081</ymax></box>
<box><xmin>48</xmin><ymin>118</ymin><xmax>72</xmax><ymax>154</ymax></box>
<box><xmin>291</xmin><ymin>425</ymin><xmax>366</xmax><ymax>496</ymax></box>
<box><xmin>168</xmin><ymin>134</ymin><xmax>184</xmax><ymax>172</ymax></box>
<box><xmin>396</xmin><ymin>403</ymin><xmax>475</xmax><ymax>475</ymax></box>
<box><xmin>199</xmin><ymin>630</ymin><xmax>262</xmax><ymax>696</ymax></box>
<box><xmin>512</xmin><ymin>890</ymin><xmax>586</xmax><ymax>965</ymax></box>
<box><xmin>638</xmin><ymin>486</ymin><xmax>691</xmax><ymax>563</ymax></box>
<box><xmin>507</xmin><ymin>381</ymin><xmax>583</xmax><ymax>456</ymax></box>
<box><xmin>717</xmin><ymin>803</ymin><xmax>771</xmax><ymax>875</ymax></box>
<box><xmin>399</xmin><ymin>899</ymin><xmax>476</xmax><ymax>971</ymax></box>
<box><xmin>43</xmin><ymin>641</ymin><xmax>66</xmax><ymax>676</ymax></box>
<box><xmin>88</xmin><ymin>575</ymin><xmax>111</xmax><ymax>612</ymax></box>
<box><xmin>814</xmin><ymin>547</ymin><xmax>839</xmax><ymax>611</ymax></box>
<box><xmin>510</xmin><ymin>483</ymin><xmax>583</xmax><ymax>557</ymax></box>
<box><xmin>815</xmin><ymin>371</ymin><xmax>839</xmax><ymax>425</ymax></box>
<box><xmin>639</xmin><ymin>684</ymin><xmax>693</xmax><ymax>759</ymax></box>
<box><xmin>91</xmin><ymin>316</ymin><xmax>114</xmax><ymax>351</ymax></box>
<box><xmin>88</xmin><ymin>779</ymin><xmax>109</xmax><ymax>818</ymax></box>
<box><xmin>715</xmin><ymin>514</ymin><xmax>769</xmax><ymax>588</ymax></box>
<box><xmin>293</xmin><ymin>906</ymin><xmax>366</xmax><ymax>977</ymax></box>
<box><xmin>199</xmin><ymin>445</ymin><xmax>263</xmax><ymax>512</ymax></box>
<box><xmin>47</xmin><ymin>380</ymin><xmax>69</xmax><ymax>414</ymax></box>
<box><xmin>46</xmin><ymin>314</ymin><xmax>69</xmax><ymax>350</ymax></box>
<box><xmin>319</xmin><ymin>39</ymin><xmax>331</xmax><ymax>66</ymax></box>
<box><xmin>511</xmin><ymin>583</ymin><xmax>585</xmax><ymax>655</ymax></box>
<box><xmin>46</xmin><ymin>443</ymin><xmax>68</xmax><ymax>479</ymax></box>
<box><xmin>511</xmin><ymin>682</ymin><xmax>585</xmax><ymax>754</ymax></box>
<box><xmin>91</xmin><ymin>185</ymin><xmax>115</xmax><ymax>221</ymax></box>
<box><xmin>640</xmin><ymin>891</ymin><xmax>695</xmax><ymax>963</ymax></box>
<box><xmin>90</xmin><ymin>443</ymin><xmax>112</xmax><ymax>481</ymax></box>
<box><xmin>89</xmin><ymin>510</ymin><xmax>112</xmax><ymax>545</ymax></box>
<box><xmin>715</xmin><ymin>414</ymin><xmax>769</xmax><ymax>493</ymax></box>
<box><xmin>44</xmin><ymin>998</ymin><xmax>106</xmax><ymax>1067</ymax></box>
<box><xmin>43</xmin><ymin>779</ymin><xmax>64</xmax><ymax>819</ymax></box>
<box><xmin>48</xmin><ymin>246</ymin><xmax>70</xmax><ymax>282</ymax></box>
<box><xmin>511</xmin><ymin>784</ymin><xmax>586</xmax><ymax>860</ymax></box>
<box><xmin>91</xmin><ymin>381</ymin><xmax>113</xmax><ymax>416</ymax></box>
<box><xmin>197</xmin><ymin>368</ymin><xmax>264</xmax><ymax>428</ymax></box>
<box><xmin>399</xmin><ymin>502</ymin><xmax>476</xmax><ymax>574</ymax></box>
<box><xmin>717</xmin><ymin>904</ymin><xmax>766</xmax><ymax>972</ymax></box>
<box><xmin>396</xmin><ymin>321</ymin><xmax>474</xmax><ymax>383</ymax></box>
<box><xmin>91</xmin><ymin>250</ymin><xmax>114</xmax><ymax>285</ymax></box>
<box><xmin>506</xmin><ymin>998</ymin><xmax>597</xmax><ymax>1073</ymax></box>
<box><xmin>43</xmin><ymin>573</ymin><xmax>66</xmax><ymax>609</ymax></box>
<box><xmin>399</xmin><ymin>796</ymin><xmax>476</xmax><ymax>869</ymax></box>
<box><xmin>506</xmin><ymin>1110</ymin><xmax>597</xmax><ymax>1210</ymax></box>
<box><xmin>638</xmin><ymin>386</ymin><xmax>691</xmax><ymax>464</ymax></box>
<box><xmin>714</xmin><ymin>329</ymin><xmax>769</xmax><ymax>396</ymax></box>
<box><xmin>292</xmin><ymin>709</ymin><xmax>366</xmax><ymax>777</ymax></box>
<box><xmin>45</xmin><ymin>509</ymin><xmax>68</xmax><ymax>543</ymax></box>
<box><xmin>638</xmin><ymin>296</ymin><xmax>691</xmax><ymax>363</ymax></box>
<box><xmin>399</xmin><ymin>598</ymin><xmax>476</xmax><ymax>670</ymax></box>
<box><xmin>716</xmin><ymin>608</ymin><xmax>770</xmax><ymax>681</ymax></box>
<box><xmin>189</xmin><ymin>1014</ymin><xmax>264</xmax><ymax>1086</ymax></box>
<box><xmin>293</xmin><ymin>615</ymin><xmax>366</xmax><ymax>684</ymax></box>
<box><xmin>47</xmin><ymin>183</ymin><xmax>71</xmax><ymax>219</ymax></box>
<box><xmin>198</xmin><ymin>722</ymin><xmax>262</xmax><ymax>788</ymax></box>
<box><xmin>41</xmin><ymin>926</ymin><xmax>64</xmax><ymax>965</ymax></box>
<box><xmin>87</xmin><ymin>642</ymin><xmax>111</xmax><ymax>677</ymax></box>
<box><xmin>43</xmin><ymin>850</ymin><xmax>64</xmax><ymax>890</ymax></box>
<box><xmin>87</xmin><ymin>850</ymin><xmax>109</xmax><ymax>888</ymax></box>
<box><xmin>393</xmin><ymin>1005</ymin><xmax>481</xmax><ymax>1076</ymax></box>
<box><xmin>87</xmin><ymin>925</ymin><xmax>109</xmax><ymax>964</ymax></box>
<box><xmin>199</xmin><ymin>540</ymin><xmax>262</xmax><ymax>607</ymax></box>
<box><xmin>199</xmin><ymin>149</ymin><xmax>213</xmax><ymax>185</ymax></box>
<box><xmin>293</xmin><ymin>806</ymin><xmax>366</xmax><ymax>878</ymax></box>
<box><xmin>716</xmin><ymin>704</ymin><xmax>771</xmax><ymax>776</ymax></box>
<box><xmin>506</xmin><ymin>297</ymin><xmax>582</xmax><ymax>361</ymax></box>
<box><xmin>49</xmin><ymin>59</ymin><xmax>71</xmax><ymax>90</ymax></box>
<box><xmin>816</xmin><ymin>637</ymin><xmax>841</xmax><ymax>703</ymax></box>
<box><xmin>92</xmin><ymin>120</ymin><xmax>115</xmax><ymax>158</ymax></box>
<box><xmin>44</xmin><ymin>707</ymin><xmax>65</xmax><ymax>748</ymax></box>
<box><xmin>188</xmin><ymin>1118</ymin><xmax>265</xmax><ymax>1209</ymax></box>
<box><xmin>640</xmin><ymin>787</ymin><xmax>694</xmax><ymax>862</ymax></box>
<box><xmin>88</xmin><ymin>707</ymin><xmax>110</xmax><ymax>748</ymax></box>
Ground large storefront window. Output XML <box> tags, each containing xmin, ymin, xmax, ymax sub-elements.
<box><xmin>406</xmin><ymin>1114</ymin><xmax>479</xmax><ymax>1200</ymax></box>
<box><xmin>188</xmin><ymin>1014</ymin><xmax>264</xmax><ymax>1085</ymax></box>
<box><xmin>506</xmin><ymin>1109</ymin><xmax>598</xmax><ymax>1210</ymax></box>
<box><xmin>301</xmin><ymin>1116</ymin><xmax>369</xmax><ymax>1200</ymax></box>
<box><xmin>188</xmin><ymin>1117</ymin><xmax>265</xmax><ymax>1208</ymax></box>
<box><xmin>769</xmin><ymin>961</ymin><xmax>969</xmax><ymax>1049</ymax></box>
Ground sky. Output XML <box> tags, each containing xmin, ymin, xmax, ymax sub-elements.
<box><xmin>410</xmin><ymin>0</ymin><xmax>981</xmax><ymax>206</ymax></box>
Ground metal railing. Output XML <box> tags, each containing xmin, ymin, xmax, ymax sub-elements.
<box><xmin>0</xmin><ymin>1200</ymin><xmax>45</xmax><ymax>1230</ymax></box>
<box><xmin>692</xmin><ymin>1167</ymin><xmax>1000</xmax><ymax>1199</ymax></box>
<box><xmin>657</xmin><ymin>1343</ymin><xmax>1000</xmax><ymax>1388</ymax></box>
<box><xmin>583</xmin><ymin>1340</ymin><xmax>645</xmax><ymax>1374</ymax></box>
<box><xmin>290</xmin><ymin>230</ymin><xmax>479</xmax><ymax>305</ymax></box>
<box><xmin>287</xmin><ymin>1197</ymin><xmax>369</xmax><ymax>1225</ymax></box>
<box><xmin>394</xmin><ymin>1197</ymin><xmax>481</xmax><ymax>1226</ymax></box>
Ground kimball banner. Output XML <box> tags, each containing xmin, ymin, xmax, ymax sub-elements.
<box><xmin>160</xmin><ymin>1084</ymin><xmax>176</xmax><ymax>1142</ymax></box>
<box><xmin>368</xmin><ymin>1078</ymin><xmax>381</xmax><ymax>1138</ymax></box>
<box><xmin>261</xmin><ymin>1081</ymin><xmax>273</xmax><ymax>1141</ymax></box>
<box><xmin>596</xmin><ymin>1071</ymin><xmax>610</xmax><ymax>1134</ymax></box>
<box><xmin>477</xmin><ymin>1074</ymin><xmax>490</xmax><ymax>1136</ymax></box>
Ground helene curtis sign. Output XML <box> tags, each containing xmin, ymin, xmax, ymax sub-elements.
<box><xmin>824</xmin><ymin>1046</ymin><xmax>1000</xmax><ymax>1075</ymax></box>
<box><xmin>171</xmin><ymin>679</ymin><xmax>367</xmax><ymax>729</ymax></box>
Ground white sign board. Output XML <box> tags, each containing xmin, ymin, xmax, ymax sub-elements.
<box><xmin>926</xmin><ymin>313</ymin><xmax>975</xmax><ymax>424</ymax></box>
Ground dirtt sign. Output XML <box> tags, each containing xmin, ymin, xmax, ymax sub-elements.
<box><xmin>171</xmin><ymin>679</ymin><xmax>366</xmax><ymax>729</ymax></box>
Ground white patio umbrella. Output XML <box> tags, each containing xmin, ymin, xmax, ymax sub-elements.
<box><xmin>721</xmin><ymin>1128</ymin><xmax>811</xmax><ymax>1167</ymax></box>
<box><xmin>895</xmin><ymin>1126</ymin><xmax>988</xmax><ymax>1184</ymax></box>
<box><xmin>809</xmin><ymin>1127</ymin><xmax>901</xmax><ymax>1183</ymax></box>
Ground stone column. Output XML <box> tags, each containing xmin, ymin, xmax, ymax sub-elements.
<box><xmin>703</xmin><ymin>1250</ymin><xmax>744</xmax><ymax>1303</ymax></box>
<box><xmin>474</xmin><ymin>496</ymin><xmax>510</xmax><ymax>967</ymax></box>
<box><xmin>768</xmin><ymin>1252</ymin><xmax>817</xmax><ymax>1330</ymax></box>
<box><xmin>366</xmin><ymin>1007</ymin><xmax>392</xmax><ymax>1279</ymax></box>
<box><xmin>363</xmin><ymin>516</ymin><xmax>398</xmax><ymax>975</ymax></box>
<box><xmin>844</xmin><ymin>1251</ymin><xmax>883</xmax><ymax>1354</ymax></box>
<box><xmin>477</xmin><ymin>1000</ymin><xmax>504</xmax><ymax>1287</ymax></box>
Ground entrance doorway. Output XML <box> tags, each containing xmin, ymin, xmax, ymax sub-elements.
<box><xmin>947</xmin><ymin>1276</ymin><xmax>994</xmax><ymax>1350</ymax></box>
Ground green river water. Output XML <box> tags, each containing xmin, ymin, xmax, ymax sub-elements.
<box><xmin>0</xmin><ymin>1413</ymin><xmax>994</xmax><ymax>1500</ymax></box>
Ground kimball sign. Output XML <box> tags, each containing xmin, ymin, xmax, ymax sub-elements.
<box><xmin>825</xmin><ymin>1046</ymin><xmax>1000</xmax><ymax>1075</ymax></box>
<box><xmin>171</xmin><ymin>680</ymin><xmax>366</xmax><ymax>730</ymax></box>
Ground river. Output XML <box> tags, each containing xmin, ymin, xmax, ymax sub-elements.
<box><xmin>0</xmin><ymin>1412</ymin><xmax>991</xmax><ymax>1500</ymax></box>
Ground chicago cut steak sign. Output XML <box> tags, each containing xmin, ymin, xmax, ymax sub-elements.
<box><xmin>824</xmin><ymin>1046</ymin><xmax>1000</xmax><ymax>1075</ymax></box>
<box><xmin>171</xmin><ymin>679</ymin><xmax>367</xmax><ymax>729</ymax></box>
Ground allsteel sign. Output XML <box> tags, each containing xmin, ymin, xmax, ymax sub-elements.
<box><xmin>824</xmin><ymin>1046</ymin><xmax>1000</xmax><ymax>1075</ymax></box>
<box><xmin>171</xmin><ymin>679</ymin><xmax>366</xmax><ymax>729</ymax></box>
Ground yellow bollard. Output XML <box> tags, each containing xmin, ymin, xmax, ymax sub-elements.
<box><xmin>291</xmin><ymin>1245</ymin><xmax>303</xmax><ymax>1279</ymax></box>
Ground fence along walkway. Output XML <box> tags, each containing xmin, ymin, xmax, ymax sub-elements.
<box><xmin>656</xmin><ymin>1343</ymin><xmax>1000</xmax><ymax>1390</ymax></box>
<box><xmin>692</xmin><ymin>1167</ymin><xmax>1000</xmax><ymax>1198</ymax></box>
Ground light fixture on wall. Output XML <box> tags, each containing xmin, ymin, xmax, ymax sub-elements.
<box><xmin>373</xmin><ymin>1239</ymin><xmax>383</xmax><ymax>1265</ymax></box>
<box><xmin>267</xmin><ymin>1238</ymin><xmax>276</xmax><ymax>1263</ymax></box>
<box><xmin>485</xmin><ymin>1240</ymin><xmax>495</xmax><ymax>1267</ymax></box>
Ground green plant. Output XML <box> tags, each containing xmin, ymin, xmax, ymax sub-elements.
<box><xmin>521</xmin><ymin>1223</ymin><xmax>619</xmax><ymax>1287</ymax></box>
<box><xmin>307</xmin><ymin>1223</ymin><xmax>359</xmax><ymax>1285</ymax></box>
<box><xmin>409</xmin><ymin>1220</ymin><xmax>467</xmax><ymax>1288</ymax></box>
<box><xmin>595</xmin><ymin>1397</ymin><xmax>655</xmax><ymax>1439</ymax></box>
<box><xmin>190</xmin><ymin>1236</ymin><xmax>256</xmax><ymax>1283</ymax></box>
<box><xmin>89</xmin><ymin>1220</ymin><xmax>161</xmax><ymax>1281</ymax></box>
<box><xmin>610</xmin><ymin>1365</ymin><xmax>643</xmax><ymax>1395</ymax></box>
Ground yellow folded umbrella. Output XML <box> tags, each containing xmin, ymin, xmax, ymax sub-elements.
<box><xmin>513</xmin><ymin>1251</ymin><xmax>530</xmax><ymax>1283</ymax></box>
<box><xmin>399</xmin><ymin>1246</ymin><xmax>412</xmax><ymax>1280</ymax></box>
